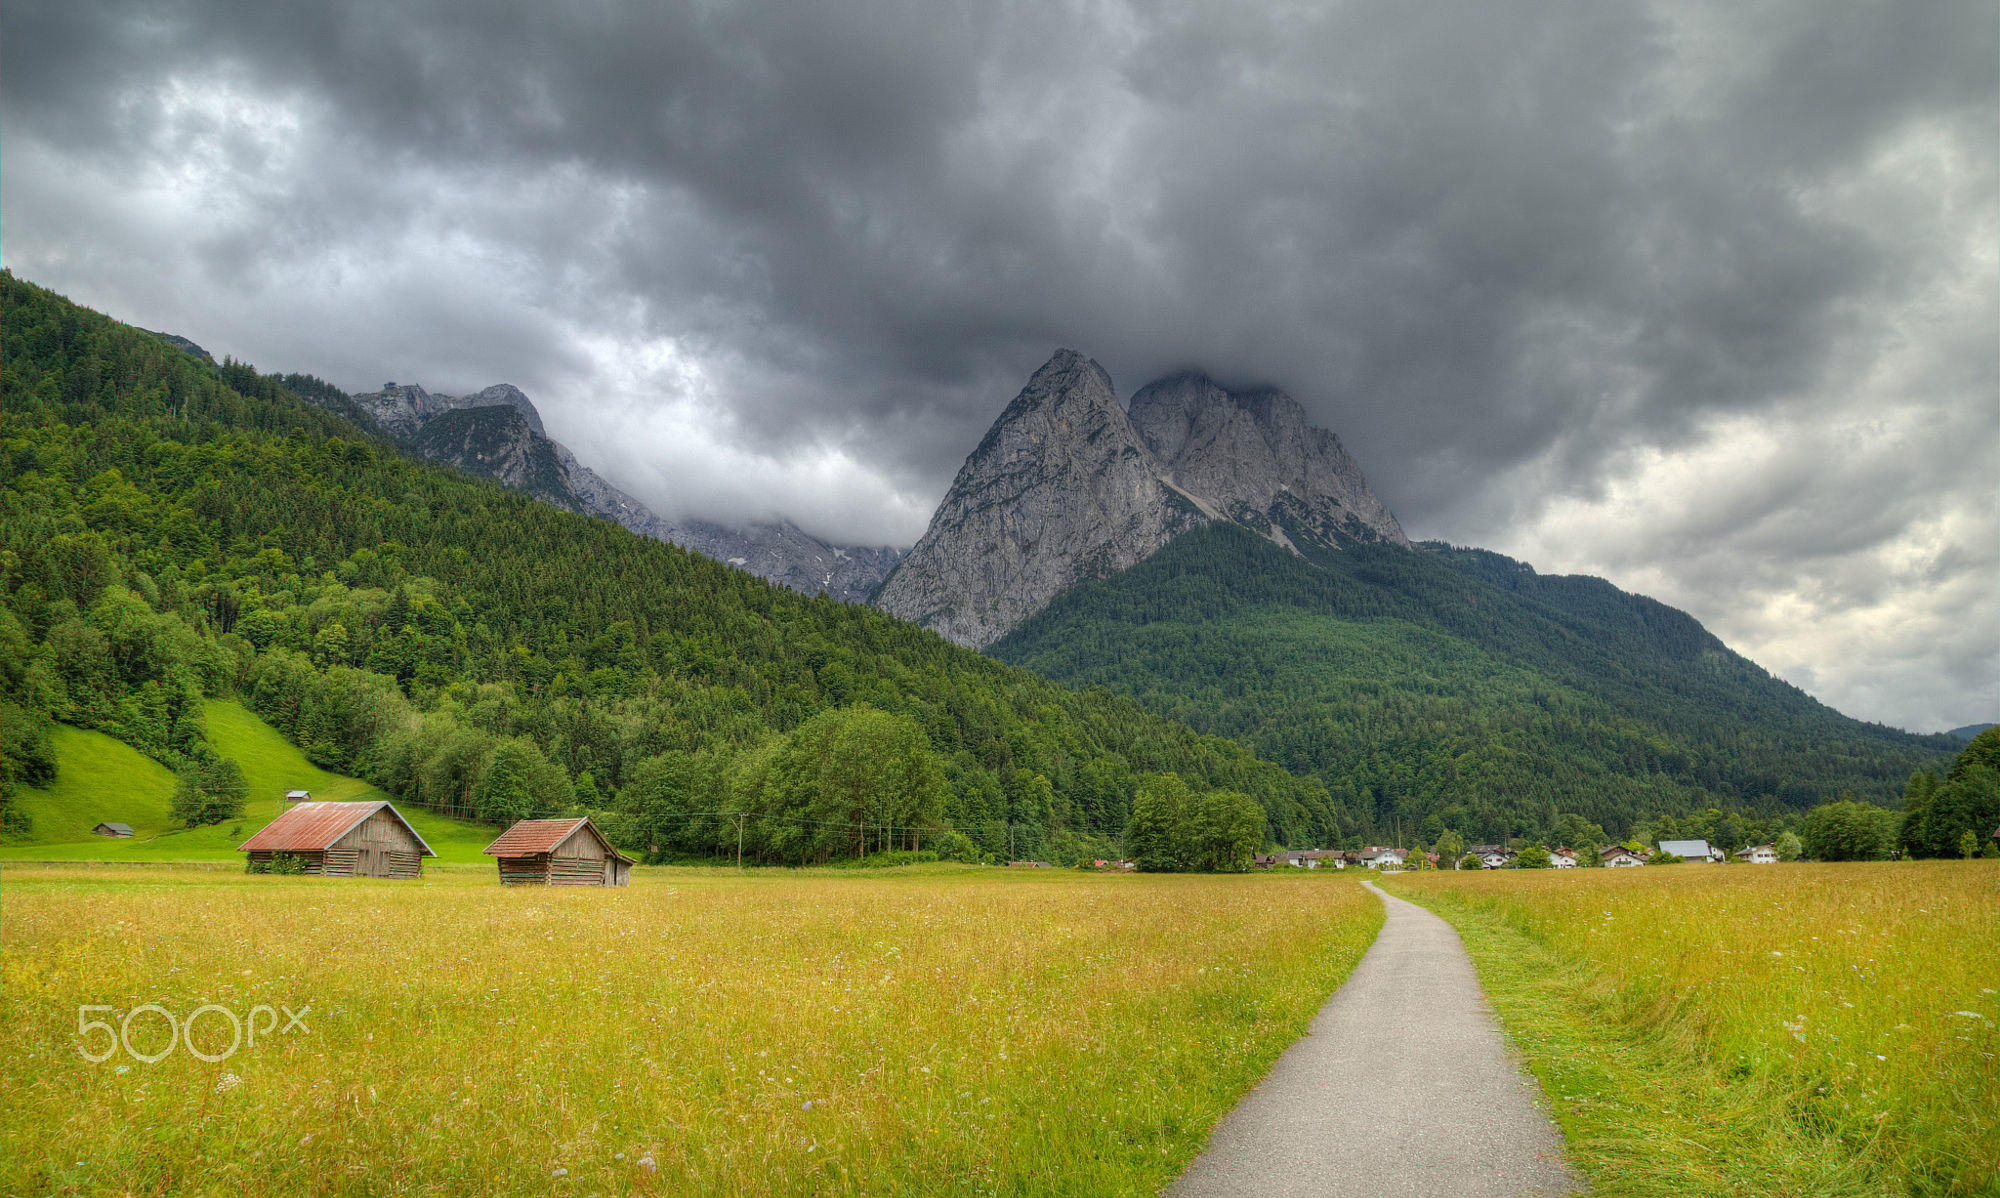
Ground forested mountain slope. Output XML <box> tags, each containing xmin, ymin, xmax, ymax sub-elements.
<box><xmin>0</xmin><ymin>272</ymin><xmax>1344</xmax><ymax>861</ymax></box>
<box><xmin>992</xmin><ymin>522</ymin><xmax>1953</xmax><ymax>842</ymax></box>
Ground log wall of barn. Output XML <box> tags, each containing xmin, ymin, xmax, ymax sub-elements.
<box><xmin>499</xmin><ymin>857</ymin><xmax>549</xmax><ymax>885</ymax></box>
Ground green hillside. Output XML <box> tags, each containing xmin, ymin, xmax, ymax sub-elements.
<box><xmin>993</xmin><ymin>522</ymin><xmax>1954</xmax><ymax>845</ymax></box>
<box><xmin>0</xmin><ymin>700</ymin><xmax>495</xmax><ymax>863</ymax></box>
<box><xmin>0</xmin><ymin>271</ymin><xmax>1344</xmax><ymax>864</ymax></box>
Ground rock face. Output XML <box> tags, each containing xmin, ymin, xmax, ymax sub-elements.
<box><xmin>1127</xmin><ymin>372</ymin><xmax>1407</xmax><ymax>549</ymax></box>
<box><xmin>341</xmin><ymin>382</ymin><xmax>902</xmax><ymax>602</ymax></box>
<box><xmin>876</xmin><ymin>350</ymin><xmax>1206</xmax><ymax>647</ymax></box>
<box><xmin>877</xmin><ymin>352</ymin><xmax>1407</xmax><ymax>646</ymax></box>
<box><xmin>661</xmin><ymin>520</ymin><xmax>907</xmax><ymax>602</ymax></box>
<box><xmin>410</xmin><ymin>406</ymin><xmax>574</xmax><ymax>505</ymax></box>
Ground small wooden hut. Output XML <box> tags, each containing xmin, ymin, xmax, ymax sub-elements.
<box><xmin>93</xmin><ymin>822</ymin><xmax>135</xmax><ymax>838</ymax></box>
<box><xmin>238</xmin><ymin>800</ymin><xmax>434</xmax><ymax>878</ymax></box>
<box><xmin>483</xmin><ymin>818</ymin><xmax>633</xmax><ymax>887</ymax></box>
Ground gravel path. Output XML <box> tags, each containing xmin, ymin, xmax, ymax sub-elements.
<box><xmin>1166</xmin><ymin>880</ymin><xmax>1581</xmax><ymax>1197</ymax></box>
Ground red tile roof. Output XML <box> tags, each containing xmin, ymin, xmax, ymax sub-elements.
<box><xmin>239</xmin><ymin>801</ymin><xmax>435</xmax><ymax>856</ymax></box>
<box><xmin>483</xmin><ymin>817</ymin><xmax>634</xmax><ymax>862</ymax></box>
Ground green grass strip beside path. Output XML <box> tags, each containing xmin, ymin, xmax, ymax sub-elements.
<box><xmin>1388</xmin><ymin>885</ymin><xmax>1985</xmax><ymax>1198</ymax></box>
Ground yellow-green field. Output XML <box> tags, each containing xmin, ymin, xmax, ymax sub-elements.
<box><xmin>0</xmin><ymin>865</ymin><xmax>1381</xmax><ymax>1196</ymax></box>
<box><xmin>1389</xmin><ymin>863</ymin><xmax>2000</xmax><ymax>1197</ymax></box>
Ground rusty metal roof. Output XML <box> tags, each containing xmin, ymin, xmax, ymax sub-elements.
<box><xmin>238</xmin><ymin>800</ymin><xmax>436</xmax><ymax>856</ymax></box>
<box><xmin>482</xmin><ymin>817</ymin><xmax>634</xmax><ymax>863</ymax></box>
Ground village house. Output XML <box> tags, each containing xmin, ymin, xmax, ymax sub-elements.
<box><xmin>1255</xmin><ymin>848</ymin><xmax>1350</xmax><ymax>869</ymax></box>
<box><xmin>1550</xmin><ymin>847</ymin><xmax>1577</xmax><ymax>868</ymax></box>
<box><xmin>1468</xmin><ymin>844</ymin><xmax>1515</xmax><ymax>869</ymax></box>
<box><xmin>1599</xmin><ymin>846</ymin><xmax>1644</xmax><ymax>868</ymax></box>
<box><xmin>239</xmin><ymin>800</ymin><xmax>434</xmax><ymax>878</ymax></box>
<box><xmin>1657</xmin><ymin>838</ymin><xmax>1726</xmax><ymax>863</ymax></box>
<box><xmin>1360</xmin><ymin>846</ymin><xmax>1405</xmax><ymax>869</ymax></box>
<box><xmin>92</xmin><ymin>822</ymin><xmax>135</xmax><ymax>838</ymax></box>
<box><xmin>484</xmin><ymin>817</ymin><xmax>634</xmax><ymax>886</ymax></box>
<box><xmin>1734</xmin><ymin>844</ymin><xmax>1778</xmax><ymax>864</ymax></box>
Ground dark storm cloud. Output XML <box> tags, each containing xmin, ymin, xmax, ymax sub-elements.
<box><xmin>4</xmin><ymin>0</ymin><xmax>1993</xmax><ymax>729</ymax></box>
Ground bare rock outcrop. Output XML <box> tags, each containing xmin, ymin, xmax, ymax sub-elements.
<box><xmin>876</xmin><ymin>350</ymin><xmax>1205</xmax><ymax>647</ymax></box>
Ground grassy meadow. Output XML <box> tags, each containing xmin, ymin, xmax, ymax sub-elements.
<box><xmin>0</xmin><ymin>700</ymin><xmax>498</xmax><ymax>864</ymax></box>
<box><xmin>1</xmin><ymin>864</ymin><xmax>1382</xmax><ymax>1196</ymax></box>
<box><xmin>1389</xmin><ymin>863</ymin><xmax>2000</xmax><ymax>1197</ymax></box>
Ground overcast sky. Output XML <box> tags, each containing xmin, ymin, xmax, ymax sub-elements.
<box><xmin>5</xmin><ymin>0</ymin><xmax>1993</xmax><ymax>733</ymax></box>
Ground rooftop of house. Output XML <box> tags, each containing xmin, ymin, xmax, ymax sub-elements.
<box><xmin>483</xmin><ymin>817</ymin><xmax>634</xmax><ymax>862</ymax></box>
<box><xmin>239</xmin><ymin>800</ymin><xmax>436</xmax><ymax>856</ymax></box>
<box><xmin>1657</xmin><ymin>839</ymin><xmax>1716</xmax><ymax>858</ymax></box>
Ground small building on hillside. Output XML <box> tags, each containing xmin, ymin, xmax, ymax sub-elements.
<box><xmin>1600</xmin><ymin>846</ymin><xmax>1644</xmax><ymax>868</ymax></box>
<box><xmin>1657</xmin><ymin>839</ymin><xmax>1725</xmax><ymax>863</ymax></box>
<box><xmin>239</xmin><ymin>801</ymin><xmax>434</xmax><ymax>878</ymax></box>
<box><xmin>1734</xmin><ymin>844</ymin><xmax>1778</xmax><ymax>864</ymax></box>
<box><xmin>484</xmin><ymin>817</ymin><xmax>634</xmax><ymax>886</ymax></box>
<box><xmin>93</xmin><ymin>822</ymin><xmax>135</xmax><ymax>838</ymax></box>
<box><xmin>283</xmin><ymin>789</ymin><xmax>312</xmax><ymax>805</ymax></box>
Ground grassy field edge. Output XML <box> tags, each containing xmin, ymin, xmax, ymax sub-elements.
<box><xmin>1389</xmin><ymin>879</ymin><xmax>1994</xmax><ymax>1198</ymax></box>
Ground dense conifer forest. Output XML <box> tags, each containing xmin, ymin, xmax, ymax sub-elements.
<box><xmin>993</xmin><ymin>520</ymin><xmax>1958</xmax><ymax>846</ymax></box>
<box><xmin>0</xmin><ymin>272</ymin><xmax>1341</xmax><ymax>862</ymax></box>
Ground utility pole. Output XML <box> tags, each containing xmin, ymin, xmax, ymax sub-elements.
<box><xmin>736</xmin><ymin>811</ymin><xmax>745</xmax><ymax>872</ymax></box>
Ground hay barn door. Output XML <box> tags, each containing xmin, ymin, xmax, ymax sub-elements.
<box><xmin>359</xmin><ymin>848</ymin><xmax>383</xmax><ymax>876</ymax></box>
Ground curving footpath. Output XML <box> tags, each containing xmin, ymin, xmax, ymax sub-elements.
<box><xmin>1167</xmin><ymin>881</ymin><xmax>1581</xmax><ymax>1197</ymax></box>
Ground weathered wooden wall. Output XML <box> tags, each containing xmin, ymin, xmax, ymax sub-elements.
<box><xmin>330</xmin><ymin>809</ymin><xmax>427</xmax><ymax>877</ymax></box>
<box><xmin>498</xmin><ymin>857</ymin><xmax>549</xmax><ymax>885</ymax></box>
<box><xmin>552</xmin><ymin>832</ymin><xmax>612</xmax><ymax>885</ymax></box>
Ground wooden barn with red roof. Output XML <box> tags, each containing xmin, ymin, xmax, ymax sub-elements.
<box><xmin>238</xmin><ymin>800</ymin><xmax>434</xmax><ymax>878</ymax></box>
<box><xmin>484</xmin><ymin>817</ymin><xmax>634</xmax><ymax>887</ymax></box>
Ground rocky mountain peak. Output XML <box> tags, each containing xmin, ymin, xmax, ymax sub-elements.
<box><xmin>1128</xmin><ymin>370</ymin><xmax>1408</xmax><ymax>548</ymax></box>
<box><xmin>875</xmin><ymin>350</ymin><xmax>1203</xmax><ymax>647</ymax></box>
<box><xmin>876</xmin><ymin>353</ymin><xmax>1409</xmax><ymax>646</ymax></box>
<box><xmin>461</xmin><ymin>383</ymin><xmax>546</xmax><ymax>438</ymax></box>
<box><xmin>350</xmin><ymin>382</ymin><xmax>448</xmax><ymax>438</ymax></box>
<box><xmin>321</xmin><ymin>378</ymin><xmax>902</xmax><ymax>602</ymax></box>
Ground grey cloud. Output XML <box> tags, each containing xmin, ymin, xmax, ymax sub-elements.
<box><xmin>3</xmin><ymin>0</ymin><xmax>1993</xmax><ymax>728</ymax></box>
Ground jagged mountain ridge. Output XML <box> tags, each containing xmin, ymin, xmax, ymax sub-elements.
<box><xmin>342</xmin><ymin>381</ymin><xmax>903</xmax><ymax>602</ymax></box>
<box><xmin>1127</xmin><ymin>372</ymin><xmax>1408</xmax><ymax>551</ymax></box>
<box><xmin>876</xmin><ymin>349</ymin><xmax>1405</xmax><ymax>646</ymax></box>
